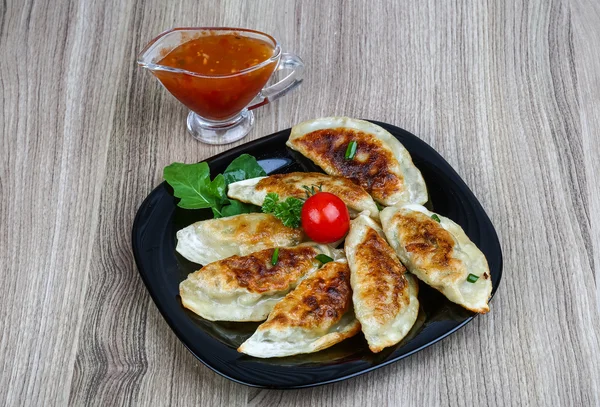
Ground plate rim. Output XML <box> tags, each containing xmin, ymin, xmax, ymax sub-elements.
<box><xmin>132</xmin><ymin>120</ymin><xmax>503</xmax><ymax>389</ymax></box>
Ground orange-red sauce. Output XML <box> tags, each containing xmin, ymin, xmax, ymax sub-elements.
<box><xmin>154</xmin><ymin>33</ymin><xmax>277</xmax><ymax>120</ymax></box>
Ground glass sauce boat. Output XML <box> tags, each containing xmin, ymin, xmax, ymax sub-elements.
<box><xmin>137</xmin><ymin>27</ymin><xmax>304</xmax><ymax>144</ymax></box>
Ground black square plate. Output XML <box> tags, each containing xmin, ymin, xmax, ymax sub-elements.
<box><xmin>132</xmin><ymin>121</ymin><xmax>502</xmax><ymax>389</ymax></box>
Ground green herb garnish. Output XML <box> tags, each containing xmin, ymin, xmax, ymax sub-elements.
<box><xmin>431</xmin><ymin>214</ymin><xmax>441</xmax><ymax>222</ymax></box>
<box><xmin>262</xmin><ymin>192</ymin><xmax>280</xmax><ymax>213</ymax></box>
<box><xmin>163</xmin><ymin>162</ymin><xmax>226</xmax><ymax>209</ymax></box>
<box><xmin>222</xmin><ymin>154</ymin><xmax>267</xmax><ymax>184</ymax></box>
<box><xmin>261</xmin><ymin>193</ymin><xmax>303</xmax><ymax>228</ymax></box>
<box><xmin>163</xmin><ymin>154</ymin><xmax>265</xmax><ymax>217</ymax></box>
<box><xmin>466</xmin><ymin>273</ymin><xmax>479</xmax><ymax>283</ymax></box>
<box><xmin>315</xmin><ymin>254</ymin><xmax>333</xmax><ymax>264</ymax></box>
<box><xmin>271</xmin><ymin>247</ymin><xmax>279</xmax><ymax>265</ymax></box>
<box><xmin>375</xmin><ymin>202</ymin><xmax>384</xmax><ymax>211</ymax></box>
<box><xmin>219</xmin><ymin>200</ymin><xmax>258</xmax><ymax>218</ymax></box>
<box><xmin>302</xmin><ymin>184</ymin><xmax>323</xmax><ymax>198</ymax></box>
<box><xmin>345</xmin><ymin>141</ymin><xmax>357</xmax><ymax>160</ymax></box>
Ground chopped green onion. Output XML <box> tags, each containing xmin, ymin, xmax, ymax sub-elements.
<box><xmin>315</xmin><ymin>254</ymin><xmax>333</xmax><ymax>264</ymax></box>
<box><xmin>431</xmin><ymin>214</ymin><xmax>441</xmax><ymax>222</ymax></box>
<box><xmin>466</xmin><ymin>273</ymin><xmax>479</xmax><ymax>283</ymax></box>
<box><xmin>345</xmin><ymin>141</ymin><xmax>357</xmax><ymax>160</ymax></box>
<box><xmin>271</xmin><ymin>247</ymin><xmax>279</xmax><ymax>265</ymax></box>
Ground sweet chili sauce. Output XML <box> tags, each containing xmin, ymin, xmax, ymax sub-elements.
<box><xmin>154</xmin><ymin>32</ymin><xmax>277</xmax><ymax>121</ymax></box>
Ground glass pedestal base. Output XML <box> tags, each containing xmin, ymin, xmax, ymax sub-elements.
<box><xmin>186</xmin><ymin>109</ymin><xmax>255</xmax><ymax>145</ymax></box>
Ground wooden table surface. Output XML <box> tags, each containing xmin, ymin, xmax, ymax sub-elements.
<box><xmin>2</xmin><ymin>0</ymin><xmax>599</xmax><ymax>405</ymax></box>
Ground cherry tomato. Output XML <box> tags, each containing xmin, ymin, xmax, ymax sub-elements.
<box><xmin>301</xmin><ymin>192</ymin><xmax>350</xmax><ymax>243</ymax></box>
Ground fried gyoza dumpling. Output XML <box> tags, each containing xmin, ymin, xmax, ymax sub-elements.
<box><xmin>227</xmin><ymin>172</ymin><xmax>379</xmax><ymax>220</ymax></box>
<box><xmin>238</xmin><ymin>260</ymin><xmax>360</xmax><ymax>357</ymax></box>
<box><xmin>380</xmin><ymin>204</ymin><xmax>492</xmax><ymax>313</ymax></box>
<box><xmin>180</xmin><ymin>243</ymin><xmax>342</xmax><ymax>322</ymax></box>
<box><xmin>176</xmin><ymin>213</ymin><xmax>304</xmax><ymax>265</ymax></box>
<box><xmin>286</xmin><ymin>117</ymin><xmax>427</xmax><ymax>206</ymax></box>
<box><xmin>345</xmin><ymin>213</ymin><xmax>419</xmax><ymax>352</ymax></box>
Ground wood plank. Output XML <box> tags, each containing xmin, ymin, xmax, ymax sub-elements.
<box><xmin>0</xmin><ymin>0</ymin><xmax>127</xmax><ymax>404</ymax></box>
<box><xmin>573</xmin><ymin>0</ymin><xmax>600</xmax><ymax>305</ymax></box>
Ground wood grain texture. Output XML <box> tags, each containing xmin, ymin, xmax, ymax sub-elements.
<box><xmin>1</xmin><ymin>0</ymin><xmax>598</xmax><ymax>406</ymax></box>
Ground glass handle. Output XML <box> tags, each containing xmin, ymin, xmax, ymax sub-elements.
<box><xmin>248</xmin><ymin>53</ymin><xmax>304</xmax><ymax>110</ymax></box>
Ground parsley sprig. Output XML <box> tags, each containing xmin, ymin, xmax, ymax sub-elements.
<box><xmin>262</xmin><ymin>193</ymin><xmax>303</xmax><ymax>228</ymax></box>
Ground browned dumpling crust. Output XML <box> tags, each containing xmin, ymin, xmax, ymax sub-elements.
<box><xmin>345</xmin><ymin>213</ymin><xmax>419</xmax><ymax>352</ymax></box>
<box><xmin>290</xmin><ymin>129</ymin><xmax>403</xmax><ymax>202</ymax></box>
<box><xmin>199</xmin><ymin>245</ymin><xmax>319</xmax><ymax>294</ymax></box>
<box><xmin>180</xmin><ymin>243</ymin><xmax>342</xmax><ymax>322</ymax></box>
<box><xmin>176</xmin><ymin>213</ymin><xmax>304</xmax><ymax>266</ymax></box>
<box><xmin>286</xmin><ymin>117</ymin><xmax>427</xmax><ymax>206</ymax></box>
<box><xmin>238</xmin><ymin>260</ymin><xmax>361</xmax><ymax>358</ymax></box>
<box><xmin>227</xmin><ymin>172</ymin><xmax>379</xmax><ymax>219</ymax></box>
<box><xmin>380</xmin><ymin>204</ymin><xmax>492</xmax><ymax>313</ymax></box>
<box><xmin>259</xmin><ymin>260</ymin><xmax>353</xmax><ymax>330</ymax></box>
<box><xmin>353</xmin><ymin>228</ymin><xmax>410</xmax><ymax>325</ymax></box>
<box><xmin>391</xmin><ymin>210</ymin><xmax>464</xmax><ymax>282</ymax></box>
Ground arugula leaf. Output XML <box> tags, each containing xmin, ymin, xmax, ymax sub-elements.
<box><xmin>164</xmin><ymin>155</ymin><xmax>266</xmax><ymax>217</ymax></box>
<box><xmin>220</xmin><ymin>200</ymin><xmax>259</xmax><ymax>218</ymax></box>
<box><xmin>209</xmin><ymin>174</ymin><xmax>227</xmax><ymax>203</ymax></box>
<box><xmin>163</xmin><ymin>162</ymin><xmax>224</xmax><ymax>209</ymax></box>
<box><xmin>223</xmin><ymin>154</ymin><xmax>266</xmax><ymax>184</ymax></box>
<box><xmin>262</xmin><ymin>193</ymin><xmax>303</xmax><ymax>228</ymax></box>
